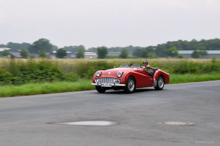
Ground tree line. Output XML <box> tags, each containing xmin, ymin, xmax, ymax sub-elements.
<box><xmin>89</xmin><ymin>38</ymin><xmax>220</xmax><ymax>58</ymax></box>
<box><xmin>0</xmin><ymin>38</ymin><xmax>220</xmax><ymax>59</ymax></box>
<box><xmin>0</xmin><ymin>39</ymin><xmax>86</xmax><ymax>58</ymax></box>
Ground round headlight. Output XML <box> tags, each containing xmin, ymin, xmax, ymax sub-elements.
<box><xmin>95</xmin><ymin>71</ymin><xmax>101</xmax><ymax>77</ymax></box>
<box><xmin>117</xmin><ymin>71</ymin><xmax>122</xmax><ymax>78</ymax></box>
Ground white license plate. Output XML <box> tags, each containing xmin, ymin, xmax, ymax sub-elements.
<box><xmin>101</xmin><ymin>83</ymin><xmax>112</xmax><ymax>87</ymax></box>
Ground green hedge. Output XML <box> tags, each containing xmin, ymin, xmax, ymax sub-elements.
<box><xmin>77</xmin><ymin>61</ymin><xmax>115</xmax><ymax>79</ymax></box>
<box><xmin>0</xmin><ymin>59</ymin><xmax>79</xmax><ymax>85</ymax></box>
<box><xmin>165</xmin><ymin>58</ymin><xmax>220</xmax><ymax>74</ymax></box>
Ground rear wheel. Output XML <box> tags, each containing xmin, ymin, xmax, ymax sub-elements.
<box><xmin>155</xmin><ymin>75</ymin><xmax>164</xmax><ymax>90</ymax></box>
<box><xmin>124</xmin><ymin>77</ymin><xmax>136</xmax><ymax>93</ymax></box>
<box><xmin>96</xmin><ymin>86</ymin><xmax>106</xmax><ymax>93</ymax></box>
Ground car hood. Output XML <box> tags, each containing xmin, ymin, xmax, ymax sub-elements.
<box><xmin>98</xmin><ymin>67</ymin><xmax>141</xmax><ymax>78</ymax></box>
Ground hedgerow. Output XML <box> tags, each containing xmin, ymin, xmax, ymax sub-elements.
<box><xmin>0</xmin><ymin>59</ymin><xmax>79</xmax><ymax>85</ymax></box>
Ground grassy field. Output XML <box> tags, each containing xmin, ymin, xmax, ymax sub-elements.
<box><xmin>1</xmin><ymin>58</ymin><xmax>219</xmax><ymax>74</ymax></box>
<box><xmin>0</xmin><ymin>73</ymin><xmax>219</xmax><ymax>97</ymax></box>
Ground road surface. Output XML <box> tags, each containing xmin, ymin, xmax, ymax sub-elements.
<box><xmin>0</xmin><ymin>81</ymin><xmax>220</xmax><ymax>146</ymax></box>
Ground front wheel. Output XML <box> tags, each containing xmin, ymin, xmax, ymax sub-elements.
<box><xmin>96</xmin><ymin>86</ymin><xmax>106</xmax><ymax>93</ymax></box>
<box><xmin>124</xmin><ymin>77</ymin><xmax>136</xmax><ymax>93</ymax></box>
<box><xmin>154</xmin><ymin>75</ymin><xmax>164</xmax><ymax>90</ymax></box>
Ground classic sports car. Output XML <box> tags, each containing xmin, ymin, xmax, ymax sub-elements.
<box><xmin>92</xmin><ymin>63</ymin><xmax>169</xmax><ymax>93</ymax></box>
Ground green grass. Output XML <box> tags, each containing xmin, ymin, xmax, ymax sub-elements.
<box><xmin>0</xmin><ymin>74</ymin><xmax>220</xmax><ymax>97</ymax></box>
<box><xmin>0</xmin><ymin>79</ymin><xmax>95</xmax><ymax>97</ymax></box>
<box><xmin>170</xmin><ymin>73</ymin><xmax>220</xmax><ymax>84</ymax></box>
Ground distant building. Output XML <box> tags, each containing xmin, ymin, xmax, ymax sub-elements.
<box><xmin>0</xmin><ymin>48</ymin><xmax>24</xmax><ymax>58</ymax></box>
<box><xmin>48</xmin><ymin>50</ymin><xmax>76</xmax><ymax>59</ymax></box>
<box><xmin>108</xmin><ymin>52</ymin><xmax>133</xmax><ymax>56</ymax></box>
<box><xmin>0</xmin><ymin>47</ymin><xmax>10</xmax><ymax>53</ymax></box>
<box><xmin>10</xmin><ymin>52</ymin><xmax>22</xmax><ymax>59</ymax></box>
<box><xmin>178</xmin><ymin>50</ymin><xmax>220</xmax><ymax>58</ymax></box>
<box><xmin>84</xmin><ymin>52</ymin><xmax>97</xmax><ymax>59</ymax></box>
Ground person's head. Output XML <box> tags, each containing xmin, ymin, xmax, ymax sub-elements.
<box><xmin>143</xmin><ymin>60</ymin><xmax>148</xmax><ymax>67</ymax></box>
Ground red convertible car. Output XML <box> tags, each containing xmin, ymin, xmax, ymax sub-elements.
<box><xmin>92</xmin><ymin>63</ymin><xmax>169</xmax><ymax>93</ymax></box>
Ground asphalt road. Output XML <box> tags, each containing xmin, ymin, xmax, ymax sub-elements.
<box><xmin>0</xmin><ymin>81</ymin><xmax>220</xmax><ymax>146</ymax></box>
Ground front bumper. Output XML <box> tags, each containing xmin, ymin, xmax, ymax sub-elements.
<box><xmin>91</xmin><ymin>83</ymin><xmax>126</xmax><ymax>87</ymax></box>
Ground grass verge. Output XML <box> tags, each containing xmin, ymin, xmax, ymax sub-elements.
<box><xmin>0</xmin><ymin>79</ymin><xmax>95</xmax><ymax>97</ymax></box>
<box><xmin>0</xmin><ymin>74</ymin><xmax>220</xmax><ymax>97</ymax></box>
<box><xmin>170</xmin><ymin>73</ymin><xmax>220</xmax><ymax>84</ymax></box>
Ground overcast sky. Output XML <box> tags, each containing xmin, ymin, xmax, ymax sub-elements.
<box><xmin>0</xmin><ymin>0</ymin><xmax>220</xmax><ymax>48</ymax></box>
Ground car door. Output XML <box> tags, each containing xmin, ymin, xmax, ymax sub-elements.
<box><xmin>141</xmin><ymin>69</ymin><xmax>153</xmax><ymax>87</ymax></box>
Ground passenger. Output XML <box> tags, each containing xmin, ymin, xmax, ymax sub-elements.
<box><xmin>143</xmin><ymin>60</ymin><xmax>154</xmax><ymax>77</ymax></box>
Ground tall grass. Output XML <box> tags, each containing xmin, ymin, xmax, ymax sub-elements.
<box><xmin>0</xmin><ymin>58</ymin><xmax>220</xmax><ymax>77</ymax></box>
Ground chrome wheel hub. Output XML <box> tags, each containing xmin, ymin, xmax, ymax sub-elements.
<box><xmin>158</xmin><ymin>78</ymin><xmax>164</xmax><ymax>88</ymax></box>
<box><xmin>128</xmin><ymin>80</ymin><xmax>135</xmax><ymax>91</ymax></box>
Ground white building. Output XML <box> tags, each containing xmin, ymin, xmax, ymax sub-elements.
<box><xmin>0</xmin><ymin>47</ymin><xmax>10</xmax><ymax>52</ymax></box>
<box><xmin>108</xmin><ymin>52</ymin><xmax>133</xmax><ymax>56</ymax></box>
<box><xmin>84</xmin><ymin>52</ymin><xmax>97</xmax><ymax>59</ymax></box>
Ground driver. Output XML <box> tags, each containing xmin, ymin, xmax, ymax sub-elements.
<box><xmin>143</xmin><ymin>60</ymin><xmax>153</xmax><ymax>76</ymax></box>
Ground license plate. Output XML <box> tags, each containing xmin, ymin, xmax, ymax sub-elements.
<box><xmin>101</xmin><ymin>83</ymin><xmax>112</xmax><ymax>87</ymax></box>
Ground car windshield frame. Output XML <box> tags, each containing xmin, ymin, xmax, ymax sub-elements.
<box><xmin>119</xmin><ymin>63</ymin><xmax>141</xmax><ymax>68</ymax></box>
<box><xmin>131</xmin><ymin>63</ymin><xmax>140</xmax><ymax>68</ymax></box>
<box><xmin>120</xmin><ymin>63</ymin><xmax>129</xmax><ymax>68</ymax></box>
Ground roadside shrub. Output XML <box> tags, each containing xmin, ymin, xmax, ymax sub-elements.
<box><xmin>171</xmin><ymin>61</ymin><xmax>202</xmax><ymax>74</ymax></box>
<box><xmin>10</xmin><ymin>60</ymin><xmax>65</xmax><ymax>84</ymax></box>
<box><xmin>0</xmin><ymin>59</ymin><xmax>80</xmax><ymax>85</ymax></box>
<box><xmin>0</xmin><ymin>69</ymin><xmax>13</xmax><ymax>85</ymax></box>
<box><xmin>77</xmin><ymin>61</ymin><xmax>116</xmax><ymax>79</ymax></box>
<box><xmin>63</xmin><ymin>72</ymin><xmax>79</xmax><ymax>82</ymax></box>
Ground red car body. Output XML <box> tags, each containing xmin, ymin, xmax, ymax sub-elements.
<box><xmin>92</xmin><ymin>64</ymin><xmax>169</xmax><ymax>93</ymax></box>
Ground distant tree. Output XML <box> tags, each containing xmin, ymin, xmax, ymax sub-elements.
<box><xmin>7</xmin><ymin>42</ymin><xmax>30</xmax><ymax>51</ymax></box>
<box><xmin>20</xmin><ymin>49</ymin><xmax>29</xmax><ymax>58</ymax></box>
<box><xmin>76</xmin><ymin>48</ymin><xmax>84</xmax><ymax>58</ymax></box>
<box><xmin>28</xmin><ymin>38</ymin><xmax>53</xmax><ymax>54</ymax></box>
<box><xmin>64</xmin><ymin>45</ymin><xmax>85</xmax><ymax>53</ymax></box>
<box><xmin>177</xmin><ymin>54</ymin><xmax>184</xmax><ymax>58</ymax></box>
<box><xmin>133</xmin><ymin>48</ymin><xmax>142</xmax><ymax>58</ymax></box>
<box><xmin>0</xmin><ymin>44</ymin><xmax>7</xmax><ymax>47</ymax></box>
<box><xmin>97</xmin><ymin>47</ymin><xmax>108</xmax><ymax>58</ymax></box>
<box><xmin>1</xmin><ymin>50</ymin><xmax>10</xmax><ymax>57</ymax></box>
<box><xmin>39</xmin><ymin>50</ymin><xmax>47</xmax><ymax>58</ymax></box>
<box><xmin>197</xmin><ymin>46</ymin><xmax>207</xmax><ymax>58</ymax></box>
<box><xmin>191</xmin><ymin>49</ymin><xmax>200</xmax><ymax>58</ymax></box>
<box><xmin>141</xmin><ymin>50</ymin><xmax>148</xmax><ymax>58</ymax></box>
<box><xmin>165</xmin><ymin>46</ymin><xmax>178</xmax><ymax>57</ymax></box>
<box><xmin>87</xmin><ymin>47</ymin><xmax>97</xmax><ymax>52</ymax></box>
<box><xmin>56</xmin><ymin>48</ymin><xmax>67</xmax><ymax>58</ymax></box>
<box><xmin>52</xmin><ymin>45</ymin><xmax>59</xmax><ymax>51</ymax></box>
<box><xmin>119</xmin><ymin>49</ymin><xmax>128</xmax><ymax>59</ymax></box>
<box><xmin>147</xmin><ymin>52</ymin><xmax>156</xmax><ymax>58</ymax></box>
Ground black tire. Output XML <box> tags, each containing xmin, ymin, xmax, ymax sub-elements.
<box><xmin>96</xmin><ymin>86</ymin><xmax>106</xmax><ymax>93</ymax></box>
<box><xmin>154</xmin><ymin>75</ymin><xmax>164</xmax><ymax>90</ymax></box>
<box><xmin>124</xmin><ymin>77</ymin><xmax>136</xmax><ymax>93</ymax></box>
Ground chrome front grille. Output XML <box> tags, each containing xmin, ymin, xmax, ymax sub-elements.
<box><xmin>96</xmin><ymin>78</ymin><xmax>119</xmax><ymax>84</ymax></box>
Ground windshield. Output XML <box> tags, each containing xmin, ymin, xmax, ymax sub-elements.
<box><xmin>120</xmin><ymin>63</ymin><xmax>128</xmax><ymax>68</ymax></box>
<box><xmin>131</xmin><ymin>63</ymin><xmax>140</xmax><ymax>68</ymax></box>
